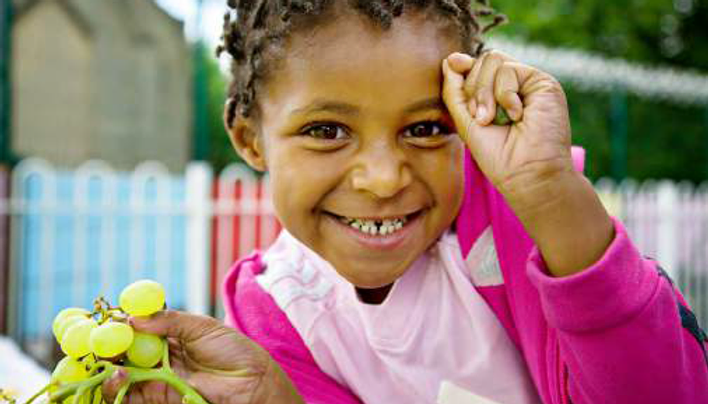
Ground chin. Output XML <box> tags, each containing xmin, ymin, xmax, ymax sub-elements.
<box><xmin>339</xmin><ymin>261</ymin><xmax>408</xmax><ymax>289</ymax></box>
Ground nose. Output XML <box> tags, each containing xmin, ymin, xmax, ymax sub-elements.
<box><xmin>350</xmin><ymin>141</ymin><xmax>412</xmax><ymax>199</ymax></box>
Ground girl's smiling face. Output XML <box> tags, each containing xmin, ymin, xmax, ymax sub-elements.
<box><xmin>230</xmin><ymin>11</ymin><xmax>465</xmax><ymax>290</ymax></box>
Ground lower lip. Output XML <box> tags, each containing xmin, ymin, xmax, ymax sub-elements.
<box><xmin>326</xmin><ymin>212</ymin><xmax>424</xmax><ymax>251</ymax></box>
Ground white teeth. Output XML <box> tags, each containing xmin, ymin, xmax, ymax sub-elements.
<box><xmin>339</xmin><ymin>215</ymin><xmax>410</xmax><ymax>236</ymax></box>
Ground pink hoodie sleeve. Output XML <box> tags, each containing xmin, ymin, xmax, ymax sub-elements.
<box><xmin>222</xmin><ymin>253</ymin><xmax>363</xmax><ymax>404</ymax></box>
<box><xmin>527</xmin><ymin>217</ymin><xmax>708</xmax><ymax>403</ymax></box>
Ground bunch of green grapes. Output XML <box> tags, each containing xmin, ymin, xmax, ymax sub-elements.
<box><xmin>52</xmin><ymin>280</ymin><xmax>166</xmax><ymax>376</ymax></box>
<box><xmin>41</xmin><ymin>280</ymin><xmax>206</xmax><ymax>404</ymax></box>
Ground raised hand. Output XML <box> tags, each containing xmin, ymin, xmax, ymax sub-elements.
<box><xmin>441</xmin><ymin>50</ymin><xmax>574</xmax><ymax>205</ymax></box>
<box><xmin>102</xmin><ymin>310</ymin><xmax>303</xmax><ymax>404</ymax></box>
<box><xmin>442</xmin><ymin>50</ymin><xmax>613</xmax><ymax>277</ymax></box>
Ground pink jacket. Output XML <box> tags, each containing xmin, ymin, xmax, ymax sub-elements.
<box><xmin>222</xmin><ymin>148</ymin><xmax>708</xmax><ymax>403</ymax></box>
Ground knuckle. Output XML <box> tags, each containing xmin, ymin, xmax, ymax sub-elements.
<box><xmin>486</xmin><ymin>51</ymin><xmax>504</xmax><ymax>65</ymax></box>
<box><xmin>477</xmin><ymin>86</ymin><xmax>493</xmax><ymax>102</ymax></box>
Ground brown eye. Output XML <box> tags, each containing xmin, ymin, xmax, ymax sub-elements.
<box><xmin>303</xmin><ymin>124</ymin><xmax>348</xmax><ymax>140</ymax></box>
<box><xmin>405</xmin><ymin>121</ymin><xmax>450</xmax><ymax>138</ymax></box>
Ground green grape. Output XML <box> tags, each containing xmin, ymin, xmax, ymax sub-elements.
<box><xmin>56</xmin><ymin>315</ymin><xmax>87</xmax><ymax>345</ymax></box>
<box><xmin>492</xmin><ymin>105</ymin><xmax>512</xmax><ymax>126</ymax></box>
<box><xmin>61</xmin><ymin>318</ymin><xmax>98</xmax><ymax>358</ymax></box>
<box><xmin>126</xmin><ymin>332</ymin><xmax>164</xmax><ymax>368</ymax></box>
<box><xmin>92</xmin><ymin>389</ymin><xmax>104</xmax><ymax>404</ymax></box>
<box><xmin>53</xmin><ymin>308</ymin><xmax>90</xmax><ymax>343</ymax></box>
<box><xmin>50</xmin><ymin>356</ymin><xmax>95</xmax><ymax>404</ymax></box>
<box><xmin>89</xmin><ymin>321</ymin><xmax>134</xmax><ymax>358</ymax></box>
<box><xmin>119</xmin><ymin>279</ymin><xmax>165</xmax><ymax>316</ymax></box>
<box><xmin>51</xmin><ymin>356</ymin><xmax>89</xmax><ymax>383</ymax></box>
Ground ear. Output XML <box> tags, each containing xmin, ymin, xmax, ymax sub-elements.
<box><xmin>224</xmin><ymin>106</ymin><xmax>267</xmax><ymax>172</ymax></box>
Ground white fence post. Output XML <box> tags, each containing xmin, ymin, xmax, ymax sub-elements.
<box><xmin>185</xmin><ymin>162</ymin><xmax>213</xmax><ymax>315</ymax></box>
<box><xmin>657</xmin><ymin>181</ymin><xmax>679</xmax><ymax>280</ymax></box>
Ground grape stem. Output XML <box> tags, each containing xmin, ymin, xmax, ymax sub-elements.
<box><xmin>0</xmin><ymin>389</ymin><xmax>18</xmax><ymax>404</ymax></box>
<box><xmin>22</xmin><ymin>383</ymin><xmax>51</xmax><ymax>404</ymax></box>
<box><xmin>72</xmin><ymin>386</ymin><xmax>90</xmax><ymax>404</ymax></box>
<box><xmin>47</xmin><ymin>360</ymin><xmax>209</xmax><ymax>404</ymax></box>
<box><xmin>162</xmin><ymin>337</ymin><xmax>172</xmax><ymax>373</ymax></box>
<box><xmin>113</xmin><ymin>384</ymin><xmax>130</xmax><ymax>404</ymax></box>
<box><xmin>49</xmin><ymin>364</ymin><xmax>115</xmax><ymax>402</ymax></box>
<box><xmin>120</xmin><ymin>368</ymin><xmax>208</xmax><ymax>404</ymax></box>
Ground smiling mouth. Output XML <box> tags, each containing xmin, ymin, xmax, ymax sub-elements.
<box><xmin>325</xmin><ymin>211</ymin><xmax>422</xmax><ymax>236</ymax></box>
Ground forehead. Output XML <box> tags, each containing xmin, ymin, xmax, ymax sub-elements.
<box><xmin>259</xmin><ymin>11</ymin><xmax>460</xmax><ymax>117</ymax></box>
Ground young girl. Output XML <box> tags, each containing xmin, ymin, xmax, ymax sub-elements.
<box><xmin>104</xmin><ymin>0</ymin><xmax>708</xmax><ymax>403</ymax></box>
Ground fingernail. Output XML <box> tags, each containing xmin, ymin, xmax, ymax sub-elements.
<box><xmin>476</xmin><ymin>105</ymin><xmax>487</xmax><ymax>123</ymax></box>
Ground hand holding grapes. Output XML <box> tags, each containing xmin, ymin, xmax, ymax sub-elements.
<box><xmin>43</xmin><ymin>280</ymin><xmax>303</xmax><ymax>404</ymax></box>
<box><xmin>102</xmin><ymin>310</ymin><xmax>303</xmax><ymax>404</ymax></box>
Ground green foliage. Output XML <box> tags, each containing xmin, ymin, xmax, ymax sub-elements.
<box><xmin>200</xmin><ymin>50</ymin><xmax>247</xmax><ymax>173</ymax></box>
<box><xmin>490</xmin><ymin>0</ymin><xmax>708</xmax><ymax>182</ymax></box>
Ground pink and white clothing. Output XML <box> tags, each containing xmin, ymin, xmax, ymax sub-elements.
<box><xmin>223</xmin><ymin>148</ymin><xmax>708</xmax><ymax>403</ymax></box>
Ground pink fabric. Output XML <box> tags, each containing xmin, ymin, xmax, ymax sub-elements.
<box><xmin>222</xmin><ymin>146</ymin><xmax>708</xmax><ymax>403</ymax></box>
<box><xmin>223</xmin><ymin>253</ymin><xmax>363</xmax><ymax>404</ymax></box>
<box><xmin>252</xmin><ymin>229</ymin><xmax>543</xmax><ymax>403</ymax></box>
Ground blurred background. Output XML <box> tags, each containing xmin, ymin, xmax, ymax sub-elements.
<box><xmin>0</xmin><ymin>0</ymin><xmax>707</xmax><ymax>395</ymax></box>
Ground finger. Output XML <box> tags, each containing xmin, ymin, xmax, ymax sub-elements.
<box><xmin>129</xmin><ymin>310</ymin><xmax>221</xmax><ymax>342</ymax></box>
<box><xmin>504</xmin><ymin>61</ymin><xmax>561</xmax><ymax>101</ymax></box>
<box><xmin>465</xmin><ymin>50</ymin><xmax>519</xmax><ymax>99</ymax></box>
<box><xmin>463</xmin><ymin>51</ymin><xmax>488</xmax><ymax>100</ymax></box>
<box><xmin>462</xmin><ymin>52</ymin><xmax>489</xmax><ymax>121</ymax></box>
<box><xmin>473</xmin><ymin>52</ymin><xmax>505</xmax><ymax>125</ymax></box>
<box><xmin>494</xmin><ymin>63</ymin><xmax>523</xmax><ymax>122</ymax></box>
<box><xmin>446</xmin><ymin>52</ymin><xmax>474</xmax><ymax>74</ymax></box>
<box><xmin>102</xmin><ymin>368</ymin><xmax>129</xmax><ymax>404</ymax></box>
<box><xmin>187</xmin><ymin>374</ymin><xmax>259</xmax><ymax>404</ymax></box>
<box><xmin>441</xmin><ymin>59</ymin><xmax>475</xmax><ymax>146</ymax></box>
<box><xmin>124</xmin><ymin>383</ymin><xmax>147</xmax><ymax>404</ymax></box>
<box><xmin>140</xmin><ymin>381</ymin><xmax>177</xmax><ymax>404</ymax></box>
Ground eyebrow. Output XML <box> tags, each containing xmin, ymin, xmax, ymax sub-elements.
<box><xmin>289</xmin><ymin>97</ymin><xmax>445</xmax><ymax>117</ymax></box>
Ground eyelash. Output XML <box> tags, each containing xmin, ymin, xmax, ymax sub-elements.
<box><xmin>300</xmin><ymin>120</ymin><xmax>453</xmax><ymax>141</ymax></box>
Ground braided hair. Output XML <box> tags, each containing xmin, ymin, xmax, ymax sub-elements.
<box><xmin>217</xmin><ymin>0</ymin><xmax>506</xmax><ymax>127</ymax></box>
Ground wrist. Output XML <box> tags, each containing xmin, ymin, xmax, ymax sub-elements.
<box><xmin>497</xmin><ymin>157</ymin><xmax>575</xmax><ymax>215</ymax></box>
<box><xmin>502</xmin><ymin>169</ymin><xmax>615</xmax><ymax>277</ymax></box>
<box><xmin>251</xmin><ymin>357</ymin><xmax>305</xmax><ymax>404</ymax></box>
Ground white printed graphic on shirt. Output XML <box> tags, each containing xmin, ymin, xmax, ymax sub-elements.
<box><xmin>258</xmin><ymin>250</ymin><xmax>333</xmax><ymax>310</ymax></box>
<box><xmin>465</xmin><ymin>226</ymin><xmax>504</xmax><ymax>287</ymax></box>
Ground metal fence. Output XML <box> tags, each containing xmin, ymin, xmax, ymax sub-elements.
<box><xmin>3</xmin><ymin>159</ymin><xmax>707</xmax><ymax>363</ymax></box>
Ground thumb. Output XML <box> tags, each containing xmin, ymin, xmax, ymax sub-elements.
<box><xmin>129</xmin><ymin>310</ymin><xmax>269</xmax><ymax>372</ymax></box>
<box><xmin>129</xmin><ymin>310</ymin><xmax>221</xmax><ymax>342</ymax></box>
<box><xmin>102</xmin><ymin>367</ymin><xmax>130</xmax><ymax>404</ymax></box>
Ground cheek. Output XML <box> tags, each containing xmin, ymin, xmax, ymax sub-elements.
<box><xmin>417</xmin><ymin>141</ymin><xmax>465</xmax><ymax>209</ymax></box>
<box><xmin>266</xmin><ymin>144</ymin><xmax>344</xmax><ymax>223</ymax></box>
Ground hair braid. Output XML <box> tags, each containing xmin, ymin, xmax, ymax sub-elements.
<box><xmin>217</xmin><ymin>0</ymin><xmax>506</xmax><ymax>126</ymax></box>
